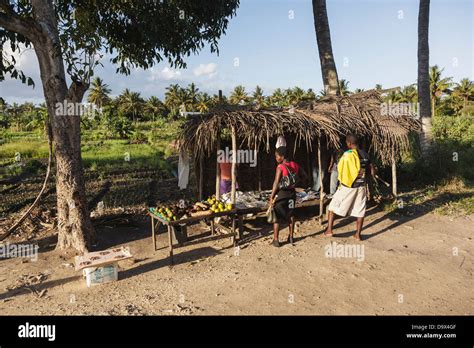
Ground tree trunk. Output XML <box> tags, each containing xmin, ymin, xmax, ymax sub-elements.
<box><xmin>32</xmin><ymin>0</ymin><xmax>94</xmax><ymax>253</ymax></box>
<box><xmin>312</xmin><ymin>0</ymin><xmax>340</xmax><ymax>96</ymax></box>
<box><xmin>417</xmin><ymin>0</ymin><xmax>432</xmax><ymax>156</ymax></box>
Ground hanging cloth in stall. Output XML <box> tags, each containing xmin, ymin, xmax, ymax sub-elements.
<box><xmin>276</xmin><ymin>135</ymin><xmax>287</xmax><ymax>148</ymax></box>
<box><xmin>178</xmin><ymin>150</ymin><xmax>190</xmax><ymax>190</ymax></box>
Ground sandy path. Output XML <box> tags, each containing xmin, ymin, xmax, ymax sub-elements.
<box><xmin>0</xmin><ymin>208</ymin><xmax>472</xmax><ymax>315</ymax></box>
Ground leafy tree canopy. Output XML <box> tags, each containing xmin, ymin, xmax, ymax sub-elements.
<box><xmin>0</xmin><ymin>0</ymin><xmax>239</xmax><ymax>84</ymax></box>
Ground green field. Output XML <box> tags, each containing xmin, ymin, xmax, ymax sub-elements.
<box><xmin>0</xmin><ymin>120</ymin><xmax>183</xmax><ymax>178</ymax></box>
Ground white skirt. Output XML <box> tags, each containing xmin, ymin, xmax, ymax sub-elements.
<box><xmin>328</xmin><ymin>185</ymin><xmax>367</xmax><ymax>218</ymax></box>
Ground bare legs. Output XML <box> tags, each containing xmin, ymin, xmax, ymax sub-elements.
<box><xmin>272</xmin><ymin>215</ymin><xmax>295</xmax><ymax>247</ymax></box>
<box><xmin>354</xmin><ymin>217</ymin><xmax>364</xmax><ymax>240</ymax></box>
<box><xmin>324</xmin><ymin>211</ymin><xmax>364</xmax><ymax>240</ymax></box>
<box><xmin>324</xmin><ymin>210</ymin><xmax>335</xmax><ymax>236</ymax></box>
<box><xmin>288</xmin><ymin>215</ymin><xmax>295</xmax><ymax>243</ymax></box>
<box><xmin>272</xmin><ymin>222</ymin><xmax>280</xmax><ymax>247</ymax></box>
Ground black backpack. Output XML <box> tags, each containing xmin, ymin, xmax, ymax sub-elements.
<box><xmin>279</xmin><ymin>163</ymin><xmax>297</xmax><ymax>189</ymax></box>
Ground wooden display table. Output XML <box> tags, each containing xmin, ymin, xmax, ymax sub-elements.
<box><xmin>149</xmin><ymin>209</ymin><xmax>238</xmax><ymax>265</ymax></box>
<box><xmin>234</xmin><ymin>196</ymin><xmax>331</xmax><ymax>238</ymax></box>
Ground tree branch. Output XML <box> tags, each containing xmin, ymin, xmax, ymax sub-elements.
<box><xmin>0</xmin><ymin>11</ymin><xmax>37</xmax><ymax>42</ymax></box>
<box><xmin>67</xmin><ymin>80</ymin><xmax>90</xmax><ymax>103</ymax></box>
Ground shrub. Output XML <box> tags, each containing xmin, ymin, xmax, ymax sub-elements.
<box><xmin>399</xmin><ymin>115</ymin><xmax>474</xmax><ymax>185</ymax></box>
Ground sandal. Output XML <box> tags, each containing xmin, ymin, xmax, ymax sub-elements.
<box><xmin>272</xmin><ymin>239</ymin><xmax>280</xmax><ymax>248</ymax></box>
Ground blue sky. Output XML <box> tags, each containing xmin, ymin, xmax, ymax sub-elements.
<box><xmin>1</xmin><ymin>0</ymin><xmax>473</xmax><ymax>104</ymax></box>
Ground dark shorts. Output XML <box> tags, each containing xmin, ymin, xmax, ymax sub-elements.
<box><xmin>273</xmin><ymin>188</ymin><xmax>296</xmax><ymax>223</ymax></box>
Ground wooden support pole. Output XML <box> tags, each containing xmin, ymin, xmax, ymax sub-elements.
<box><xmin>231</xmin><ymin>215</ymin><xmax>237</xmax><ymax>246</ymax></box>
<box><xmin>216</xmin><ymin>90</ymin><xmax>223</xmax><ymax>199</ymax></box>
<box><xmin>391</xmin><ymin>152</ymin><xmax>397</xmax><ymax>197</ymax></box>
<box><xmin>231</xmin><ymin>126</ymin><xmax>237</xmax><ymax>204</ymax></box>
<box><xmin>167</xmin><ymin>225</ymin><xmax>174</xmax><ymax>265</ymax></box>
<box><xmin>198</xmin><ymin>155</ymin><xmax>204</xmax><ymax>201</ymax></box>
<box><xmin>257</xmin><ymin>151</ymin><xmax>262</xmax><ymax>191</ymax></box>
<box><xmin>151</xmin><ymin>216</ymin><xmax>156</xmax><ymax>251</ymax></box>
<box><xmin>318</xmin><ymin>138</ymin><xmax>324</xmax><ymax>225</ymax></box>
<box><xmin>215</xmin><ymin>137</ymin><xmax>221</xmax><ymax>200</ymax></box>
<box><xmin>238</xmin><ymin>215</ymin><xmax>244</xmax><ymax>240</ymax></box>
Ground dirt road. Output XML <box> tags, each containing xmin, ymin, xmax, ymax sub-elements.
<box><xmin>0</xmin><ymin>207</ymin><xmax>472</xmax><ymax>315</ymax></box>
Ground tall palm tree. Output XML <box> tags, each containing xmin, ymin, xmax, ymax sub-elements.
<box><xmin>398</xmin><ymin>85</ymin><xmax>418</xmax><ymax>103</ymax></box>
<box><xmin>229</xmin><ymin>85</ymin><xmax>248</xmax><ymax>105</ymax></box>
<box><xmin>144</xmin><ymin>96</ymin><xmax>166</xmax><ymax>121</ymax></box>
<box><xmin>119</xmin><ymin>89</ymin><xmax>144</xmax><ymax>124</ymax></box>
<box><xmin>252</xmin><ymin>85</ymin><xmax>266</xmax><ymax>108</ymax></box>
<box><xmin>338</xmin><ymin>79</ymin><xmax>351</xmax><ymax>96</ymax></box>
<box><xmin>385</xmin><ymin>90</ymin><xmax>402</xmax><ymax>104</ymax></box>
<box><xmin>453</xmin><ymin>78</ymin><xmax>474</xmax><ymax>114</ymax></box>
<box><xmin>164</xmin><ymin>84</ymin><xmax>181</xmax><ymax>110</ymax></box>
<box><xmin>291</xmin><ymin>87</ymin><xmax>306</xmax><ymax>104</ymax></box>
<box><xmin>418</xmin><ymin>0</ymin><xmax>432</xmax><ymax>155</ymax></box>
<box><xmin>312</xmin><ymin>0</ymin><xmax>340</xmax><ymax>96</ymax></box>
<box><xmin>87</xmin><ymin>77</ymin><xmax>111</xmax><ymax>110</ymax></box>
<box><xmin>429</xmin><ymin>65</ymin><xmax>453</xmax><ymax>116</ymax></box>
<box><xmin>186</xmin><ymin>83</ymin><xmax>200</xmax><ymax>110</ymax></box>
<box><xmin>284</xmin><ymin>88</ymin><xmax>296</xmax><ymax>105</ymax></box>
<box><xmin>177</xmin><ymin>88</ymin><xmax>191</xmax><ymax>111</ymax></box>
<box><xmin>270</xmin><ymin>88</ymin><xmax>286</xmax><ymax>107</ymax></box>
<box><xmin>196</xmin><ymin>93</ymin><xmax>212</xmax><ymax>113</ymax></box>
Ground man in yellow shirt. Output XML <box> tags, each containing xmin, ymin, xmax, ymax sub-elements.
<box><xmin>324</xmin><ymin>134</ymin><xmax>373</xmax><ymax>240</ymax></box>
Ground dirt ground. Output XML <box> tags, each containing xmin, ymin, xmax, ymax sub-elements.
<box><xmin>0</xmin><ymin>206</ymin><xmax>472</xmax><ymax>315</ymax></box>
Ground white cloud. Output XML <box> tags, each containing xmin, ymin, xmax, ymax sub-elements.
<box><xmin>148</xmin><ymin>67</ymin><xmax>183</xmax><ymax>81</ymax></box>
<box><xmin>3</xmin><ymin>42</ymin><xmax>37</xmax><ymax>74</ymax></box>
<box><xmin>193</xmin><ymin>63</ymin><xmax>218</xmax><ymax>78</ymax></box>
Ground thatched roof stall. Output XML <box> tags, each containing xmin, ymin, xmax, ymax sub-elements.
<box><xmin>180</xmin><ymin>91</ymin><xmax>419</xmax><ymax>163</ymax></box>
<box><xmin>178</xmin><ymin>90</ymin><xmax>420</xmax><ymax>204</ymax></box>
<box><xmin>299</xmin><ymin>91</ymin><xmax>420</xmax><ymax>165</ymax></box>
<box><xmin>179</xmin><ymin>104</ymin><xmax>341</xmax><ymax>157</ymax></box>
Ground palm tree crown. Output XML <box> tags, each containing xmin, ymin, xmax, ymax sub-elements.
<box><xmin>229</xmin><ymin>85</ymin><xmax>248</xmax><ymax>105</ymax></box>
<box><xmin>453</xmin><ymin>78</ymin><xmax>474</xmax><ymax>111</ymax></box>
<box><xmin>429</xmin><ymin>65</ymin><xmax>453</xmax><ymax>115</ymax></box>
<box><xmin>118</xmin><ymin>88</ymin><xmax>144</xmax><ymax>123</ymax></box>
<box><xmin>87</xmin><ymin>77</ymin><xmax>111</xmax><ymax>109</ymax></box>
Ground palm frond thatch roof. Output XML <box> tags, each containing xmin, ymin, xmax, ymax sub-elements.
<box><xmin>178</xmin><ymin>90</ymin><xmax>420</xmax><ymax>165</ymax></box>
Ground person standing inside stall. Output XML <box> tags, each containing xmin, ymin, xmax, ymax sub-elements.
<box><xmin>269</xmin><ymin>146</ymin><xmax>306</xmax><ymax>247</ymax></box>
<box><xmin>219</xmin><ymin>159</ymin><xmax>238</xmax><ymax>195</ymax></box>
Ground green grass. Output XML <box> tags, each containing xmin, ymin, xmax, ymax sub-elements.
<box><xmin>434</xmin><ymin>195</ymin><xmax>474</xmax><ymax>216</ymax></box>
<box><xmin>397</xmin><ymin>177</ymin><xmax>474</xmax><ymax>217</ymax></box>
<box><xmin>0</xmin><ymin>120</ymin><xmax>181</xmax><ymax>175</ymax></box>
<box><xmin>0</xmin><ymin>139</ymin><xmax>49</xmax><ymax>163</ymax></box>
<box><xmin>81</xmin><ymin>139</ymin><xmax>173</xmax><ymax>172</ymax></box>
